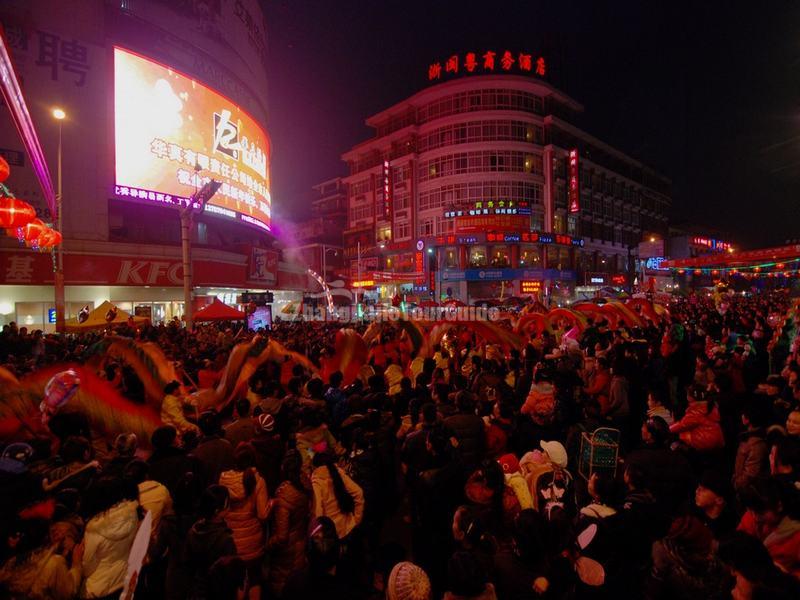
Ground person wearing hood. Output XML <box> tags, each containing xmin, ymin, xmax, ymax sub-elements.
<box><xmin>496</xmin><ymin>453</ymin><xmax>533</xmax><ymax>512</ymax></box>
<box><xmin>186</xmin><ymin>485</ymin><xmax>237</xmax><ymax>600</ymax></box>
<box><xmin>737</xmin><ymin>477</ymin><xmax>800</xmax><ymax>577</ymax></box>
<box><xmin>267</xmin><ymin>450</ymin><xmax>310</xmax><ymax>598</ymax></box>
<box><xmin>80</xmin><ymin>477</ymin><xmax>140</xmax><ymax>599</ymax></box>
<box><xmin>669</xmin><ymin>385</ymin><xmax>724</xmax><ymax>452</ymax></box>
<box><xmin>218</xmin><ymin>443</ymin><xmax>271</xmax><ymax>600</ymax></box>
<box><xmin>732</xmin><ymin>400</ymin><xmax>770</xmax><ymax>493</ymax></box>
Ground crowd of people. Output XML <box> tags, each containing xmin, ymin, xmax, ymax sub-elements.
<box><xmin>2</xmin><ymin>289</ymin><xmax>800</xmax><ymax>599</ymax></box>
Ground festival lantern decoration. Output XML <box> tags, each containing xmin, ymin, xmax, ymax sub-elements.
<box><xmin>0</xmin><ymin>196</ymin><xmax>36</xmax><ymax>228</ymax></box>
<box><xmin>36</xmin><ymin>228</ymin><xmax>62</xmax><ymax>249</ymax></box>
<box><xmin>20</xmin><ymin>218</ymin><xmax>47</xmax><ymax>244</ymax></box>
<box><xmin>40</xmin><ymin>369</ymin><xmax>80</xmax><ymax>425</ymax></box>
<box><xmin>0</xmin><ymin>156</ymin><xmax>9</xmax><ymax>182</ymax></box>
<box><xmin>78</xmin><ymin>305</ymin><xmax>91</xmax><ymax>323</ymax></box>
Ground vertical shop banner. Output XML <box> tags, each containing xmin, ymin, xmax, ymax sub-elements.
<box><xmin>568</xmin><ymin>149</ymin><xmax>580</xmax><ymax>213</ymax></box>
<box><xmin>246</xmin><ymin>247</ymin><xmax>278</xmax><ymax>285</ymax></box>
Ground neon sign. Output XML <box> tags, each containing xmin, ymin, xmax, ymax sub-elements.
<box><xmin>428</xmin><ymin>50</ymin><xmax>546</xmax><ymax>81</ymax></box>
<box><xmin>568</xmin><ymin>149</ymin><xmax>580</xmax><ymax>213</ymax></box>
<box><xmin>691</xmin><ymin>237</ymin><xmax>731</xmax><ymax>252</ymax></box>
<box><xmin>520</xmin><ymin>280</ymin><xmax>542</xmax><ymax>294</ymax></box>
<box><xmin>443</xmin><ymin>199</ymin><xmax>531</xmax><ymax>219</ymax></box>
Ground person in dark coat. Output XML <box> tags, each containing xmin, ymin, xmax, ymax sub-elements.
<box><xmin>150</xmin><ymin>472</ymin><xmax>203</xmax><ymax>600</ymax></box>
<box><xmin>186</xmin><ymin>485</ymin><xmax>237</xmax><ymax>600</ymax></box>
<box><xmin>190</xmin><ymin>411</ymin><xmax>235</xmax><ymax>489</ymax></box>
<box><xmin>626</xmin><ymin>417</ymin><xmax>693</xmax><ymax>516</ymax></box>
<box><xmin>250</xmin><ymin>412</ymin><xmax>284</xmax><ymax>494</ymax></box>
<box><xmin>645</xmin><ymin>515</ymin><xmax>727</xmax><ymax>600</ymax></box>
<box><xmin>732</xmin><ymin>399</ymin><xmax>770</xmax><ymax>493</ymax></box>
<box><xmin>223</xmin><ymin>398</ymin><xmax>256</xmax><ymax>449</ymax></box>
<box><xmin>443</xmin><ymin>391</ymin><xmax>485</xmax><ymax>471</ymax></box>
<box><xmin>147</xmin><ymin>426</ymin><xmax>199</xmax><ymax>496</ymax></box>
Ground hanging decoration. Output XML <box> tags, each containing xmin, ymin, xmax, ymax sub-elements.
<box><xmin>0</xmin><ymin>195</ymin><xmax>36</xmax><ymax>228</ymax></box>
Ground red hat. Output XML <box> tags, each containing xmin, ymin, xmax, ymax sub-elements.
<box><xmin>497</xmin><ymin>453</ymin><xmax>520</xmax><ymax>474</ymax></box>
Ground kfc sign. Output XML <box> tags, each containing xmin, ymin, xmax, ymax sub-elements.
<box><xmin>247</xmin><ymin>247</ymin><xmax>278</xmax><ymax>285</ymax></box>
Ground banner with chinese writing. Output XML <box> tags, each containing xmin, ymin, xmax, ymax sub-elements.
<box><xmin>454</xmin><ymin>214</ymin><xmax>531</xmax><ymax>233</ymax></box>
<box><xmin>568</xmin><ymin>149</ymin><xmax>580</xmax><ymax>213</ymax></box>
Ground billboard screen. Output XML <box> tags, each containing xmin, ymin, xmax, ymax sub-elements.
<box><xmin>113</xmin><ymin>47</ymin><xmax>271</xmax><ymax>231</ymax></box>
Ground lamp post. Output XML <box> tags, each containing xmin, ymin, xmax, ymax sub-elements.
<box><xmin>321</xmin><ymin>245</ymin><xmax>338</xmax><ymax>285</ymax></box>
<box><xmin>52</xmin><ymin>107</ymin><xmax>66</xmax><ymax>333</ymax></box>
<box><xmin>180</xmin><ymin>177</ymin><xmax>221</xmax><ymax>332</ymax></box>
<box><xmin>355</xmin><ymin>241</ymin><xmax>362</xmax><ymax>310</ymax></box>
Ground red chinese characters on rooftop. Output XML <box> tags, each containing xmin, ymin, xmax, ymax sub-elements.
<box><xmin>427</xmin><ymin>50</ymin><xmax>547</xmax><ymax>81</ymax></box>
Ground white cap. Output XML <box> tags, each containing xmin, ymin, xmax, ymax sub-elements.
<box><xmin>540</xmin><ymin>440</ymin><xmax>568</xmax><ymax>468</ymax></box>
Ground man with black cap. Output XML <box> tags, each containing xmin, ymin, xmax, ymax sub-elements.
<box><xmin>693</xmin><ymin>469</ymin><xmax>738</xmax><ymax>539</ymax></box>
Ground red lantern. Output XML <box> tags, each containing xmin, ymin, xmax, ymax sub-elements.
<box><xmin>38</xmin><ymin>229</ymin><xmax>62</xmax><ymax>248</ymax></box>
<box><xmin>20</xmin><ymin>219</ymin><xmax>47</xmax><ymax>248</ymax></box>
<box><xmin>0</xmin><ymin>156</ymin><xmax>9</xmax><ymax>183</ymax></box>
<box><xmin>0</xmin><ymin>197</ymin><xmax>36</xmax><ymax>228</ymax></box>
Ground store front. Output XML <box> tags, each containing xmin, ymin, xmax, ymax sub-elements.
<box><xmin>0</xmin><ymin>243</ymin><xmax>313</xmax><ymax>331</ymax></box>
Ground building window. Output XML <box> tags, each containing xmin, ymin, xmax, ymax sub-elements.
<box><xmin>490</xmin><ymin>245</ymin><xmax>510</xmax><ymax>267</ymax></box>
<box><xmin>445</xmin><ymin>247</ymin><xmax>458</xmax><ymax>268</ymax></box>
<box><xmin>469</xmin><ymin>246</ymin><xmax>488</xmax><ymax>267</ymax></box>
<box><xmin>395</xmin><ymin>221</ymin><xmax>411</xmax><ymax>240</ymax></box>
<box><xmin>519</xmin><ymin>245</ymin><xmax>540</xmax><ymax>267</ymax></box>
<box><xmin>419</xmin><ymin>219</ymin><xmax>434</xmax><ymax>237</ymax></box>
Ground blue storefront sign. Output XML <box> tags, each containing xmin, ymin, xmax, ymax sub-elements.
<box><xmin>47</xmin><ymin>308</ymin><xmax>57</xmax><ymax>324</ymax></box>
<box><xmin>441</xmin><ymin>268</ymin><xmax>576</xmax><ymax>282</ymax></box>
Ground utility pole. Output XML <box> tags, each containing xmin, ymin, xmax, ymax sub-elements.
<box><xmin>180</xmin><ymin>178</ymin><xmax>221</xmax><ymax>332</ymax></box>
<box><xmin>52</xmin><ymin>108</ymin><xmax>66</xmax><ymax>332</ymax></box>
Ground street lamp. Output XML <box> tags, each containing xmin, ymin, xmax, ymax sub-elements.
<box><xmin>180</xmin><ymin>177</ymin><xmax>221</xmax><ymax>331</ymax></box>
<box><xmin>52</xmin><ymin>107</ymin><xmax>66</xmax><ymax>332</ymax></box>
<box><xmin>321</xmin><ymin>245</ymin><xmax>338</xmax><ymax>285</ymax></box>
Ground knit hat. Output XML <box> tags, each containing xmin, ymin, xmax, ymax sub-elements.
<box><xmin>540</xmin><ymin>440</ymin><xmax>568</xmax><ymax>468</ymax></box>
<box><xmin>387</xmin><ymin>561</ymin><xmax>431</xmax><ymax>600</ymax></box>
<box><xmin>257</xmin><ymin>413</ymin><xmax>275</xmax><ymax>433</ymax></box>
<box><xmin>497</xmin><ymin>453</ymin><xmax>521</xmax><ymax>475</ymax></box>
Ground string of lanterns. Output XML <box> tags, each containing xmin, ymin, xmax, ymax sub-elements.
<box><xmin>0</xmin><ymin>155</ymin><xmax>62</xmax><ymax>251</ymax></box>
<box><xmin>671</xmin><ymin>257</ymin><xmax>800</xmax><ymax>278</ymax></box>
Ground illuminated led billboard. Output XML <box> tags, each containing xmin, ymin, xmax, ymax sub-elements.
<box><xmin>113</xmin><ymin>47</ymin><xmax>271</xmax><ymax>231</ymax></box>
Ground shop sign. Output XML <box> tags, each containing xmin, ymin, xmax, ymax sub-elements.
<box><xmin>520</xmin><ymin>280</ymin><xmax>542</xmax><ymax>294</ymax></box>
<box><xmin>691</xmin><ymin>237</ymin><xmax>731</xmax><ymax>252</ymax></box>
<box><xmin>610</xmin><ymin>274</ymin><xmax>627</xmax><ymax>285</ymax></box>
<box><xmin>568</xmin><ymin>149</ymin><xmax>580</xmax><ymax>213</ymax></box>
<box><xmin>455</xmin><ymin>214</ymin><xmax>530</xmax><ymax>233</ymax></box>
<box><xmin>443</xmin><ymin>199</ymin><xmax>530</xmax><ymax>219</ymax></box>
<box><xmin>0</xmin><ymin>250</ymin><xmax>246</xmax><ymax>287</ymax></box>
<box><xmin>644</xmin><ymin>257</ymin><xmax>669</xmax><ymax>271</ymax></box>
<box><xmin>428</xmin><ymin>50</ymin><xmax>546</xmax><ymax>81</ymax></box>
<box><xmin>352</xmin><ymin>280</ymin><xmax>375</xmax><ymax>288</ymax></box>
<box><xmin>442</xmin><ymin>268</ymin><xmax>576</xmax><ymax>282</ymax></box>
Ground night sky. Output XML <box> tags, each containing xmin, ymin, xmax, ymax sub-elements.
<box><xmin>263</xmin><ymin>1</ymin><xmax>800</xmax><ymax>249</ymax></box>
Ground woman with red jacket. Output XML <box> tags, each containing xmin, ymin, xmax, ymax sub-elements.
<box><xmin>669</xmin><ymin>385</ymin><xmax>724</xmax><ymax>452</ymax></box>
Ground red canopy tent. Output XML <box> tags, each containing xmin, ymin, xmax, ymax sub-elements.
<box><xmin>193</xmin><ymin>298</ymin><xmax>247</xmax><ymax>322</ymax></box>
